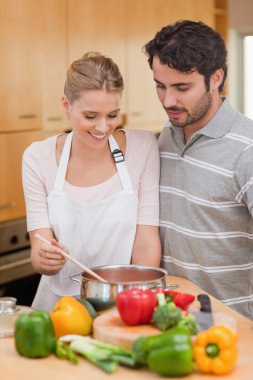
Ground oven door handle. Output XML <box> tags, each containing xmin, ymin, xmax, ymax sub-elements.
<box><xmin>0</xmin><ymin>258</ymin><xmax>31</xmax><ymax>271</ymax></box>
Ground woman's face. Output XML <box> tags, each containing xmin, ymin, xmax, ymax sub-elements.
<box><xmin>62</xmin><ymin>89</ymin><xmax>122</xmax><ymax>149</ymax></box>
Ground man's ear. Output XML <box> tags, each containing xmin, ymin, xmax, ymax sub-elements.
<box><xmin>210</xmin><ymin>68</ymin><xmax>224</xmax><ymax>91</ymax></box>
<box><xmin>61</xmin><ymin>96</ymin><xmax>70</xmax><ymax>113</ymax></box>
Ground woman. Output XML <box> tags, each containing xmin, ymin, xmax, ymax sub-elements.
<box><xmin>22</xmin><ymin>52</ymin><xmax>161</xmax><ymax>310</ymax></box>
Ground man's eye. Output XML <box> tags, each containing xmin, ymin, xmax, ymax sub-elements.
<box><xmin>156</xmin><ymin>83</ymin><xmax>165</xmax><ymax>89</ymax></box>
<box><xmin>108</xmin><ymin>114</ymin><xmax>118</xmax><ymax>118</ymax></box>
<box><xmin>177</xmin><ymin>87</ymin><xmax>189</xmax><ymax>92</ymax></box>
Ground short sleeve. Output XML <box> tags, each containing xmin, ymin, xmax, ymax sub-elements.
<box><xmin>234</xmin><ymin>143</ymin><xmax>253</xmax><ymax>215</ymax></box>
<box><xmin>22</xmin><ymin>142</ymin><xmax>52</xmax><ymax>231</ymax></box>
<box><xmin>125</xmin><ymin>131</ymin><xmax>160</xmax><ymax>226</ymax></box>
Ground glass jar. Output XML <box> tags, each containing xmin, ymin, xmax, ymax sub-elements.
<box><xmin>0</xmin><ymin>297</ymin><xmax>33</xmax><ymax>338</ymax></box>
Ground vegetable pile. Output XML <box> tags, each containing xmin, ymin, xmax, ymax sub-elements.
<box><xmin>117</xmin><ymin>288</ymin><xmax>199</xmax><ymax>335</ymax></box>
<box><xmin>13</xmin><ymin>291</ymin><xmax>239</xmax><ymax>377</ymax></box>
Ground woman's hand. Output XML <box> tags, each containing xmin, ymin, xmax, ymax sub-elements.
<box><xmin>30</xmin><ymin>230</ymin><xmax>67</xmax><ymax>275</ymax></box>
<box><xmin>38</xmin><ymin>238</ymin><xmax>67</xmax><ymax>274</ymax></box>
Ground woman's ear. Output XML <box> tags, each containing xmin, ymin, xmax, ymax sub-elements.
<box><xmin>210</xmin><ymin>68</ymin><xmax>224</xmax><ymax>91</ymax></box>
<box><xmin>61</xmin><ymin>96</ymin><xmax>70</xmax><ymax>114</ymax></box>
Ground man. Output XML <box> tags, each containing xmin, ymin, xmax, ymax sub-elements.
<box><xmin>144</xmin><ymin>20</ymin><xmax>253</xmax><ymax>320</ymax></box>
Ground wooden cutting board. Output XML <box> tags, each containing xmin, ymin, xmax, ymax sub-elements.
<box><xmin>92</xmin><ymin>307</ymin><xmax>237</xmax><ymax>349</ymax></box>
<box><xmin>93</xmin><ymin>308</ymin><xmax>161</xmax><ymax>349</ymax></box>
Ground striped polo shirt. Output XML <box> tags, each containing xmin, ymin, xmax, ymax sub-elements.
<box><xmin>159</xmin><ymin>98</ymin><xmax>253</xmax><ymax>320</ymax></box>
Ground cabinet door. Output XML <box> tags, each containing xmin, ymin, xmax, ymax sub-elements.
<box><xmin>0</xmin><ymin>0</ymin><xmax>43</xmax><ymax>132</ymax></box>
<box><xmin>67</xmin><ymin>0</ymin><xmax>125</xmax><ymax>73</ymax></box>
<box><xmin>0</xmin><ymin>131</ymin><xmax>42</xmax><ymax>222</ymax></box>
<box><xmin>67</xmin><ymin>0</ymin><xmax>126</xmax><ymax>114</ymax></box>
<box><xmin>41</xmin><ymin>0</ymin><xmax>68</xmax><ymax>132</ymax></box>
<box><xmin>125</xmin><ymin>0</ymin><xmax>214</xmax><ymax>132</ymax></box>
<box><xmin>125</xmin><ymin>0</ymin><xmax>167</xmax><ymax>132</ymax></box>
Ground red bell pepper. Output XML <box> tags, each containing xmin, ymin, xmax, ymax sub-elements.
<box><xmin>155</xmin><ymin>289</ymin><xmax>195</xmax><ymax>311</ymax></box>
<box><xmin>116</xmin><ymin>288</ymin><xmax>157</xmax><ymax>326</ymax></box>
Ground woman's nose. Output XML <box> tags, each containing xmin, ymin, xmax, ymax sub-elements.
<box><xmin>94</xmin><ymin>118</ymin><xmax>109</xmax><ymax>133</ymax></box>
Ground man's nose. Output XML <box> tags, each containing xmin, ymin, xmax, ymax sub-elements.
<box><xmin>163</xmin><ymin>90</ymin><xmax>178</xmax><ymax>109</ymax></box>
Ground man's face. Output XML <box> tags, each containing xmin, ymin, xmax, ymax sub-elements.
<box><xmin>152</xmin><ymin>56</ymin><xmax>216</xmax><ymax>129</ymax></box>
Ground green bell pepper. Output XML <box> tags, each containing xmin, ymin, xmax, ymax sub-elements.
<box><xmin>132</xmin><ymin>327</ymin><xmax>194</xmax><ymax>376</ymax></box>
<box><xmin>15</xmin><ymin>310</ymin><xmax>56</xmax><ymax>358</ymax></box>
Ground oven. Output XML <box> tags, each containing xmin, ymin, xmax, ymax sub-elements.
<box><xmin>0</xmin><ymin>218</ymin><xmax>40</xmax><ymax>306</ymax></box>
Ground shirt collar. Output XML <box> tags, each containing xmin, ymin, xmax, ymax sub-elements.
<box><xmin>166</xmin><ymin>98</ymin><xmax>237</xmax><ymax>139</ymax></box>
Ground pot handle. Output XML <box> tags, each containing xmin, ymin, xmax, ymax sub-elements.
<box><xmin>151</xmin><ymin>283</ymin><xmax>179</xmax><ymax>291</ymax></box>
<box><xmin>69</xmin><ymin>271</ymin><xmax>83</xmax><ymax>284</ymax></box>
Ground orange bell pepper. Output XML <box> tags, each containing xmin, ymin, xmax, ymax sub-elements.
<box><xmin>50</xmin><ymin>296</ymin><xmax>93</xmax><ymax>338</ymax></box>
<box><xmin>193</xmin><ymin>325</ymin><xmax>238</xmax><ymax>375</ymax></box>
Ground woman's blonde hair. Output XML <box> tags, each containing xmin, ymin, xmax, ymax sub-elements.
<box><xmin>64</xmin><ymin>52</ymin><xmax>124</xmax><ymax>103</ymax></box>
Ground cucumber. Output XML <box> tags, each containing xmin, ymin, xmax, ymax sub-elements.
<box><xmin>78</xmin><ymin>298</ymin><xmax>97</xmax><ymax>319</ymax></box>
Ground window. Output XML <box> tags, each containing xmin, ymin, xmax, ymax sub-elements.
<box><xmin>229</xmin><ymin>30</ymin><xmax>253</xmax><ymax>119</ymax></box>
<box><xmin>243</xmin><ymin>36</ymin><xmax>253</xmax><ymax>119</ymax></box>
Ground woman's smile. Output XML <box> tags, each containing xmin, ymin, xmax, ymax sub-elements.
<box><xmin>89</xmin><ymin>131</ymin><xmax>107</xmax><ymax>141</ymax></box>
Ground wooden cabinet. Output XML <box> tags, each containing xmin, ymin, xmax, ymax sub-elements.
<box><xmin>0</xmin><ymin>131</ymin><xmax>42</xmax><ymax>222</ymax></box>
<box><xmin>40</xmin><ymin>0</ymin><xmax>68</xmax><ymax>132</ymax></box>
<box><xmin>214</xmin><ymin>0</ymin><xmax>228</xmax><ymax>43</ymax></box>
<box><xmin>0</xmin><ymin>0</ymin><xmax>68</xmax><ymax>134</ymax></box>
<box><xmin>67</xmin><ymin>0</ymin><xmax>126</xmax><ymax>80</ymax></box>
<box><xmin>0</xmin><ymin>0</ymin><xmax>42</xmax><ymax>132</ymax></box>
<box><xmin>125</xmin><ymin>0</ymin><xmax>167</xmax><ymax>132</ymax></box>
<box><xmin>67</xmin><ymin>0</ymin><xmax>126</xmax><ymax>116</ymax></box>
<box><xmin>0</xmin><ymin>1</ymin><xmax>67</xmax><ymax>223</ymax></box>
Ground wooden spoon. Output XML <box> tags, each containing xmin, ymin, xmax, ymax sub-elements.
<box><xmin>35</xmin><ymin>233</ymin><xmax>107</xmax><ymax>283</ymax></box>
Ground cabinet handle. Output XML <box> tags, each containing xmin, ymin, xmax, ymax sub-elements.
<box><xmin>19</xmin><ymin>114</ymin><xmax>36</xmax><ymax>119</ymax></box>
<box><xmin>0</xmin><ymin>201</ymin><xmax>16</xmax><ymax>209</ymax></box>
<box><xmin>47</xmin><ymin>117</ymin><xmax>63</xmax><ymax>121</ymax></box>
<box><xmin>130</xmin><ymin>111</ymin><xmax>142</xmax><ymax>116</ymax></box>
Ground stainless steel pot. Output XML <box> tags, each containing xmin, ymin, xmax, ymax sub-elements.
<box><xmin>70</xmin><ymin>264</ymin><xmax>171</xmax><ymax>311</ymax></box>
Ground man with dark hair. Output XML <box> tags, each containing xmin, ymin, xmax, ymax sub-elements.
<box><xmin>144</xmin><ymin>20</ymin><xmax>253</xmax><ymax>320</ymax></box>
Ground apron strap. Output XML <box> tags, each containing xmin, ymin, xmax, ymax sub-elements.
<box><xmin>54</xmin><ymin>132</ymin><xmax>73</xmax><ymax>191</ymax></box>
<box><xmin>109</xmin><ymin>135</ymin><xmax>134</xmax><ymax>194</ymax></box>
<box><xmin>53</xmin><ymin>132</ymin><xmax>134</xmax><ymax>194</ymax></box>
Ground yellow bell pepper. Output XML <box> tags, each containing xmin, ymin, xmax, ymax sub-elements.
<box><xmin>50</xmin><ymin>296</ymin><xmax>93</xmax><ymax>338</ymax></box>
<box><xmin>193</xmin><ymin>325</ymin><xmax>238</xmax><ymax>375</ymax></box>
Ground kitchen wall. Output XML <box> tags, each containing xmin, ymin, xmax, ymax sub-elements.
<box><xmin>228</xmin><ymin>0</ymin><xmax>253</xmax><ymax>111</ymax></box>
<box><xmin>229</xmin><ymin>0</ymin><xmax>253</xmax><ymax>28</ymax></box>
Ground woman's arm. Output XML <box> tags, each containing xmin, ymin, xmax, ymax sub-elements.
<box><xmin>29</xmin><ymin>228</ymin><xmax>66</xmax><ymax>275</ymax></box>
<box><xmin>131</xmin><ymin>225</ymin><xmax>161</xmax><ymax>267</ymax></box>
<box><xmin>22</xmin><ymin>139</ymin><xmax>66</xmax><ymax>275</ymax></box>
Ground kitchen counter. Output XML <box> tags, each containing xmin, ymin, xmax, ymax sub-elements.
<box><xmin>0</xmin><ymin>276</ymin><xmax>252</xmax><ymax>380</ymax></box>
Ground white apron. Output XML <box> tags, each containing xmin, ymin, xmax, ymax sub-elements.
<box><xmin>32</xmin><ymin>132</ymin><xmax>138</xmax><ymax>310</ymax></box>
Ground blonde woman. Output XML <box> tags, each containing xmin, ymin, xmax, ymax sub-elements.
<box><xmin>22</xmin><ymin>52</ymin><xmax>161</xmax><ymax>310</ymax></box>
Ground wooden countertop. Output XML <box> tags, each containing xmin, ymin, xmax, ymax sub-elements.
<box><xmin>1</xmin><ymin>276</ymin><xmax>252</xmax><ymax>380</ymax></box>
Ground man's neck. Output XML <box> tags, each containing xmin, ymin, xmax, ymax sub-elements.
<box><xmin>183</xmin><ymin>96</ymin><xmax>223</xmax><ymax>143</ymax></box>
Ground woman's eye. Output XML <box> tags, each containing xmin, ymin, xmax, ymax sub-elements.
<box><xmin>85</xmin><ymin>115</ymin><xmax>96</xmax><ymax>120</ymax></box>
<box><xmin>108</xmin><ymin>114</ymin><xmax>118</xmax><ymax>118</ymax></box>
